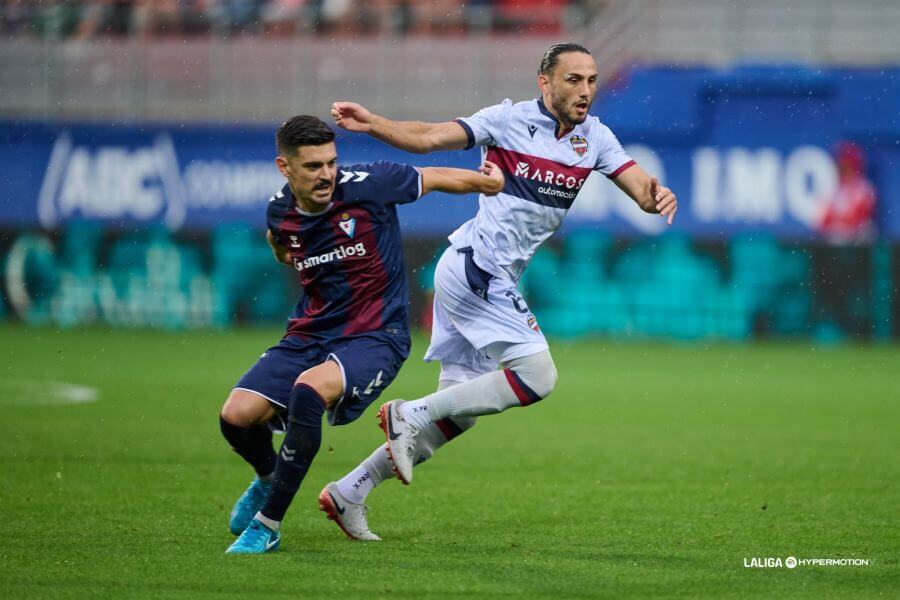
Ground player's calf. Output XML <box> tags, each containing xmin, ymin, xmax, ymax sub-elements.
<box><xmin>258</xmin><ymin>383</ymin><xmax>327</xmax><ymax>525</ymax></box>
<box><xmin>399</xmin><ymin>350</ymin><xmax>557</xmax><ymax>430</ymax></box>
<box><xmin>418</xmin><ymin>416</ymin><xmax>476</xmax><ymax>464</ymax></box>
<box><xmin>219</xmin><ymin>390</ymin><xmax>279</xmax><ymax>475</ymax></box>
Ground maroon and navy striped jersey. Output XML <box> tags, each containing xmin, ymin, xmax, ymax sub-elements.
<box><xmin>267</xmin><ymin>160</ymin><xmax>422</xmax><ymax>341</ymax></box>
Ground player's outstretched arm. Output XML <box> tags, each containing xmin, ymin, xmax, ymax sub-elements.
<box><xmin>419</xmin><ymin>161</ymin><xmax>504</xmax><ymax>196</ymax></box>
<box><xmin>612</xmin><ymin>164</ymin><xmax>678</xmax><ymax>224</ymax></box>
<box><xmin>331</xmin><ymin>101</ymin><xmax>469</xmax><ymax>154</ymax></box>
<box><xmin>266</xmin><ymin>230</ymin><xmax>292</xmax><ymax>265</ymax></box>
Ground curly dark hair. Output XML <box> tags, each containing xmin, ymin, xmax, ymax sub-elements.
<box><xmin>538</xmin><ymin>43</ymin><xmax>591</xmax><ymax>76</ymax></box>
<box><xmin>276</xmin><ymin>115</ymin><xmax>335</xmax><ymax>156</ymax></box>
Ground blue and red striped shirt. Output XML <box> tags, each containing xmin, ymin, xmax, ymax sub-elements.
<box><xmin>267</xmin><ymin>160</ymin><xmax>422</xmax><ymax>341</ymax></box>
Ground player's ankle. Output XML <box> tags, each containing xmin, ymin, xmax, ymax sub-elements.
<box><xmin>255</xmin><ymin>512</ymin><xmax>281</xmax><ymax>531</ymax></box>
<box><xmin>399</xmin><ymin>399</ymin><xmax>432</xmax><ymax>429</ymax></box>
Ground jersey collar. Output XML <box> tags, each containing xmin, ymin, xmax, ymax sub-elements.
<box><xmin>536</xmin><ymin>98</ymin><xmax>575</xmax><ymax>140</ymax></box>
<box><xmin>294</xmin><ymin>202</ymin><xmax>333</xmax><ymax>217</ymax></box>
<box><xmin>285</xmin><ymin>184</ymin><xmax>333</xmax><ymax>216</ymax></box>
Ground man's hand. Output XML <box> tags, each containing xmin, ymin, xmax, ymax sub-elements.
<box><xmin>331</xmin><ymin>101</ymin><xmax>374</xmax><ymax>133</ymax></box>
<box><xmin>650</xmin><ymin>176</ymin><xmax>677</xmax><ymax>225</ymax></box>
<box><xmin>479</xmin><ymin>160</ymin><xmax>504</xmax><ymax>195</ymax></box>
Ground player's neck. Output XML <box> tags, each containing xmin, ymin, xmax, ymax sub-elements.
<box><xmin>539</xmin><ymin>95</ymin><xmax>575</xmax><ymax>137</ymax></box>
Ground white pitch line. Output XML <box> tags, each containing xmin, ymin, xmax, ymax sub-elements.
<box><xmin>0</xmin><ymin>379</ymin><xmax>100</xmax><ymax>406</ymax></box>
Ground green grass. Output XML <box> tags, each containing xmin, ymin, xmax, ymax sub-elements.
<box><xmin>0</xmin><ymin>324</ymin><xmax>897</xmax><ymax>598</ymax></box>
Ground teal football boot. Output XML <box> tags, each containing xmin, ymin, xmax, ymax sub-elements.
<box><xmin>229</xmin><ymin>478</ymin><xmax>272</xmax><ymax>535</ymax></box>
<box><xmin>225</xmin><ymin>518</ymin><xmax>281</xmax><ymax>554</ymax></box>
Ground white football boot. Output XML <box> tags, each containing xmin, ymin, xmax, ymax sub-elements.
<box><xmin>376</xmin><ymin>400</ymin><xmax>418</xmax><ymax>484</ymax></box>
<box><xmin>318</xmin><ymin>482</ymin><xmax>381</xmax><ymax>542</ymax></box>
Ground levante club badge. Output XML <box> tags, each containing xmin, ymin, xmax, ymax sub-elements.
<box><xmin>570</xmin><ymin>135</ymin><xmax>588</xmax><ymax>156</ymax></box>
<box><xmin>339</xmin><ymin>213</ymin><xmax>356</xmax><ymax>238</ymax></box>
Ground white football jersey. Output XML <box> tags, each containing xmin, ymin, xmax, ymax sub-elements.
<box><xmin>449</xmin><ymin>98</ymin><xmax>635</xmax><ymax>281</ymax></box>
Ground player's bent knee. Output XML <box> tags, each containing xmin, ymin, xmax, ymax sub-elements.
<box><xmin>454</xmin><ymin>415</ymin><xmax>478</xmax><ymax>432</ymax></box>
<box><xmin>507</xmin><ymin>351</ymin><xmax>557</xmax><ymax>404</ymax></box>
<box><xmin>221</xmin><ymin>389</ymin><xmax>276</xmax><ymax>427</ymax></box>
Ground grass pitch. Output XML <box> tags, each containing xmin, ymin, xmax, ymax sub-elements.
<box><xmin>0</xmin><ymin>325</ymin><xmax>897</xmax><ymax>598</ymax></box>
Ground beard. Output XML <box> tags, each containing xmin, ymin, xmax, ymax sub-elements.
<box><xmin>551</xmin><ymin>95</ymin><xmax>589</xmax><ymax>127</ymax></box>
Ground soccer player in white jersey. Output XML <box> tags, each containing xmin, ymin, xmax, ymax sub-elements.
<box><xmin>319</xmin><ymin>43</ymin><xmax>677</xmax><ymax>540</ymax></box>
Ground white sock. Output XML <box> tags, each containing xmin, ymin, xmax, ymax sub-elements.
<box><xmin>399</xmin><ymin>398</ymin><xmax>432</xmax><ymax>429</ymax></box>
<box><xmin>423</xmin><ymin>351</ymin><xmax>555</xmax><ymax>421</ymax></box>
<box><xmin>335</xmin><ymin>445</ymin><xmax>391</xmax><ymax>504</ymax></box>
<box><xmin>254</xmin><ymin>511</ymin><xmax>280</xmax><ymax>531</ymax></box>
<box><xmin>410</xmin><ymin>370</ymin><xmax>516</xmax><ymax>421</ymax></box>
<box><xmin>339</xmin><ymin>380</ymin><xmax>464</xmax><ymax>503</ymax></box>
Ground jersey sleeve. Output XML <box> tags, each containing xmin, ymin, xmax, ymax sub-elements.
<box><xmin>454</xmin><ymin>99</ymin><xmax>514</xmax><ymax>149</ymax></box>
<box><xmin>593</xmin><ymin>124</ymin><xmax>636</xmax><ymax>178</ymax></box>
<box><xmin>369</xmin><ymin>160</ymin><xmax>423</xmax><ymax>205</ymax></box>
<box><xmin>266</xmin><ymin>186</ymin><xmax>289</xmax><ymax>242</ymax></box>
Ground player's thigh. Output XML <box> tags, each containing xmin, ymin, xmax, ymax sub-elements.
<box><xmin>424</xmin><ymin>283</ymin><xmax>487</xmax><ymax>368</ymax></box>
<box><xmin>230</xmin><ymin>341</ymin><xmax>322</xmax><ymax>423</ymax></box>
<box><xmin>294</xmin><ymin>359</ymin><xmax>344</xmax><ymax>407</ymax></box>
<box><xmin>439</xmin><ymin>356</ymin><xmax>496</xmax><ymax>385</ymax></box>
<box><xmin>434</xmin><ymin>248</ymin><xmax>548</xmax><ymax>359</ymax></box>
<box><xmin>325</xmin><ymin>330</ymin><xmax>411</xmax><ymax>426</ymax></box>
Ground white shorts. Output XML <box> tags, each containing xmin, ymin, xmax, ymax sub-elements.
<box><xmin>423</xmin><ymin>246</ymin><xmax>549</xmax><ymax>378</ymax></box>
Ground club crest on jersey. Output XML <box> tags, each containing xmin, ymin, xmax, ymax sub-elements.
<box><xmin>527</xmin><ymin>313</ymin><xmax>541</xmax><ymax>332</ymax></box>
<box><xmin>570</xmin><ymin>135</ymin><xmax>589</xmax><ymax>156</ymax></box>
<box><xmin>338</xmin><ymin>213</ymin><xmax>356</xmax><ymax>238</ymax></box>
<box><xmin>289</xmin><ymin>235</ymin><xmax>301</xmax><ymax>248</ymax></box>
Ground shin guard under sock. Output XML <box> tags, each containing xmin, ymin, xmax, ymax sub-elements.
<box><xmin>260</xmin><ymin>383</ymin><xmax>325</xmax><ymax>523</ymax></box>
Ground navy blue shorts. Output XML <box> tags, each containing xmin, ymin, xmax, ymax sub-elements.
<box><xmin>233</xmin><ymin>329</ymin><xmax>411</xmax><ymax>427</ymax></box>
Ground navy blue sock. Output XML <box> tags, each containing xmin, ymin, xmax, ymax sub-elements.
<box><xmin>219</xmin><ymin>415</ymin><xmax>276</xmax><ymax>478</ymax></box>
<box><xmin>260</xmin><ymin>383</ymin><xmax>326</xmax><ymax>523</ymax></box>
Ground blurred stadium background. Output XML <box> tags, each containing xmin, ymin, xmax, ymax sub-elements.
<box><xmin>1</xmin><ymin>0</ymin><xmax>899</xmax><ymax>342</ymax></box>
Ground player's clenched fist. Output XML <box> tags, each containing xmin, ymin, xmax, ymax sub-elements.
<box><xmin>650</xmin><ymin>176</ymin><xmax>678</xmax><ymax>225</ymax></box>
<box><xmin>479</xmin><ymin>160</ymin><xmax>505</xmax><ymax>195</ymax></box>
<box><xmin>331</xmin><ymin>101</ymin><xmax>373</xmax><ymax>133</ymax></box>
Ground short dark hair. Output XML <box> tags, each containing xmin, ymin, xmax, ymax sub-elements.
<box><xmin>276</xmin><ymin>115</ymin><xmax>335</xmax><ymax>156</ymax></box>
<box><xmin>538</xmin><ymin>43</ymin><xmax>591</xmax><ymax>75</ymax></box>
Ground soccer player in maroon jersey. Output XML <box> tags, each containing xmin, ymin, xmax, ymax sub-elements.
<box><xmin>222</xmin><ymin>115</ymin><xmax>503</xmax><ymax>553</ymax></box>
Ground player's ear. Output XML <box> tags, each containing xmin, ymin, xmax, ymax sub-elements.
<box><xmin>537</xmin><ymin>73</ymin><xmax>551</xmax><ymax>95</ymax></box>
<box><xmin>275</xmin><ymin>156</ymin><xmax>290</xmax><ymax>177</ymax></box>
